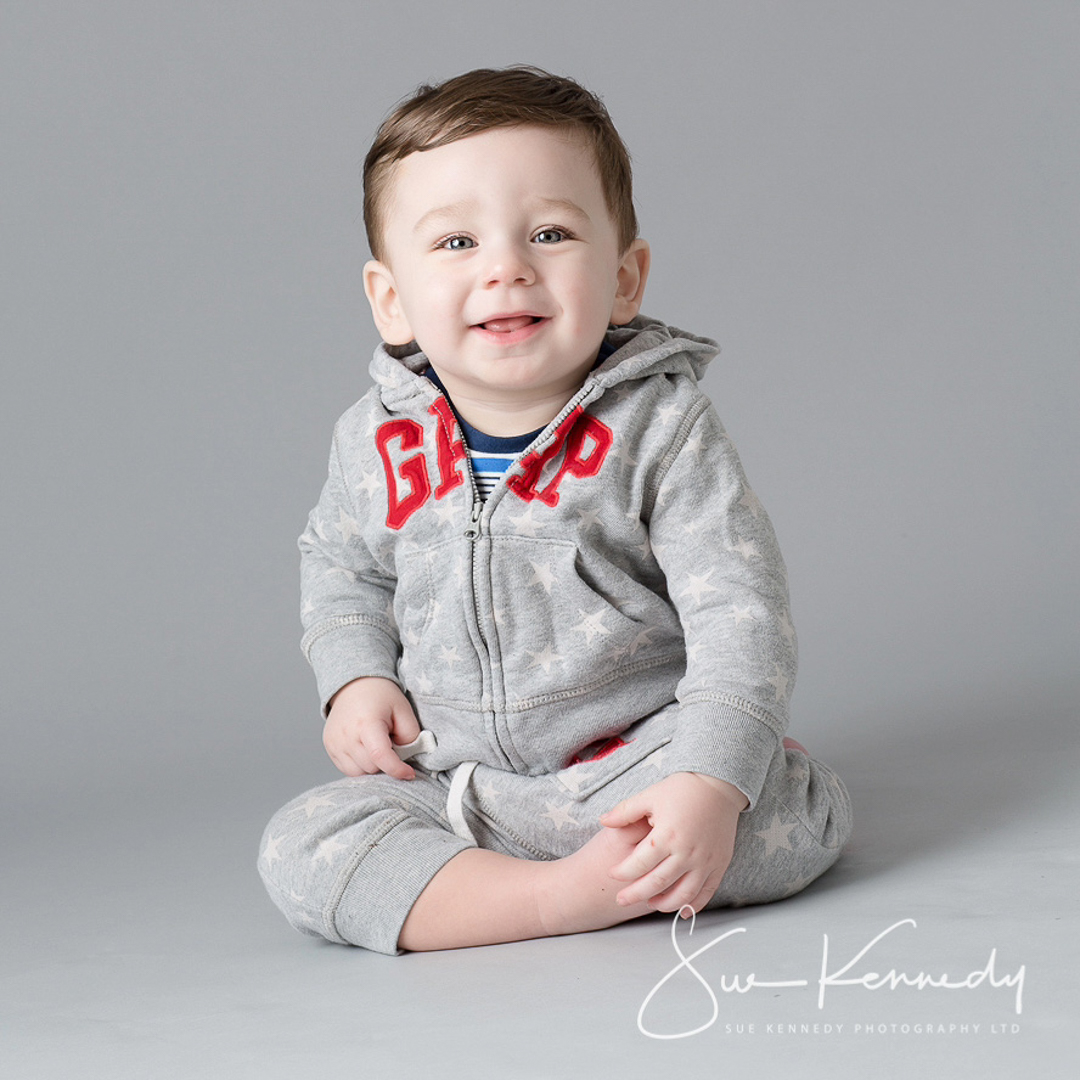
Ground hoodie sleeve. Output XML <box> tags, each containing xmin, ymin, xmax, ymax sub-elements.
<box><xmin>298</xmin><ymin>424</ymin><xmax>402</xmax><ymax>715</ymax></box>
<box><xmin>646</xmin><ymin>400</ymin><xmax>797</xmax><ymax>807</ymax></box>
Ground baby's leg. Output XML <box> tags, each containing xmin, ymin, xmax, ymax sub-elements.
<box><xmin>258</xmin><ymin>773</ymin><xmax>476</xmax><ymax>954</ymax></box>
<box><xmin>397</xmin><ymin>821</ymin><xmax>657</xmax><ymax>951</ymax></box>
<box><xmin>258</xmin><ymin>770</ymin><xmax>656</xmax><ymax>954</ymax></box>
<box><xmin>704</xmin><ymin>740</ymin><xmax>852</xmax><ymax>909</ymax></box>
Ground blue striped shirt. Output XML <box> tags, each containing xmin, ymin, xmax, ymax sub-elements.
<box><xmin>424</xmin><ymin>341</ymin><xmax>615</xmax><ymax>500</ymax></box>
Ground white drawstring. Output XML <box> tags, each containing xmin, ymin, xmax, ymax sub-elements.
<box><xmin>446</xmin><ymin>761</ymin><xmax>479</xmax><ymax>845</ymax></box>
<box><xmin>392</xmin><ymin>731</ymin><xmax>479</xmax><ymax>846</ymax></box>
<box><xmin>392</xmin><ymin>730</ymin><xmax>438</xmax><ymax>761</ymax></box>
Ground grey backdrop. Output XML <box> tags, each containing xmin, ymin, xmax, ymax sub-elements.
<box><xmin>3</xmin><ymin>2</ymin><xmax>1077</xmax><ymax>1077</ymax></box>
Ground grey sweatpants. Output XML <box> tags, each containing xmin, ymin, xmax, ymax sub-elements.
<box><xmin>258</xmin><ymin>709</ymin><xmax>852</xmax><ymax>955</ymax></box>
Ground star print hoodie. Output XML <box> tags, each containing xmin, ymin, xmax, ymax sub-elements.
<box><xmin>299</xmin><ymin>315</ymin><xmax>797</xmax><ymax>807</ymax></box>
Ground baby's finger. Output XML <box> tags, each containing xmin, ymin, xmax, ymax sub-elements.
<box><xmin>599</xmin><ymin>794</ymin><xmax>647</xmax><ymax>829</ymax></box>
<box><xmin>648</xmin><ymin>870</ymin><xmax>710</xmax><ymax>914</ymax></box>
<box><xmin>615</xmin><ymin>854</ymin><xmax>684</xmax><ymax>907</ymax></box>
<box><xmin>390</xmin><ymin>702</ymin><xmax>422</xmax><ymax>745</ymax></box>
<box><xmin>361</xmin><ymin>725</ymin><xmax>416</xmax><ymax>780</ymax></box>
<box><xmin>608</xmin><ymin>832</ymin><xmax>667</xmax><ymax>882</ymax></box>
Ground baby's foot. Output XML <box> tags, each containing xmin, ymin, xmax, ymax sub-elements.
<box><xmin>536</xmin><ymin>820</ymin><xmax>656</xmax><ymax>938</ymax></box>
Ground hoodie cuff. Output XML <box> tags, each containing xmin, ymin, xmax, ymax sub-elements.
<box><xmin>301</xmin><ymin>619</ymin><xmax>402</xmax><ymax>715</ymax></box>
<box><xmin>661</xmin><ymin>701</ymin><xmax>781</xmax><ymax>809</ymax></box>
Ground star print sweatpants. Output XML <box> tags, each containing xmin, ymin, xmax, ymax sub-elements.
<box><xmin>258</xmin><ymin>707</ymin><xmax>852</xmax><ymax>955</ymax></box>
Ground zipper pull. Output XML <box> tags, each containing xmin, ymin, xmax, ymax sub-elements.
<box><xmin>464</xmin><ymin>500</ymin><xmax>483</xmax><ymax>540</ymax></box>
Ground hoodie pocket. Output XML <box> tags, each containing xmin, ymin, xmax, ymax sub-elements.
<box><xmin>553</xmin><ymin>732</ymin><xmax>672</xmax><ymax>802</ymax></box>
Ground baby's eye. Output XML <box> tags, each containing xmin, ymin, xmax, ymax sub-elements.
<box><xmin>533</xmin><ymin>228</ymin><xmax>569</xmax><ymax>245</ymax></box>
<box><xmin>437</xmin><ymin>235</ymin><xmax>476</xmax><ymax>251</ymax></box>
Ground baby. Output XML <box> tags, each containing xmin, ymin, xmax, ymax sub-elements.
<box><xmin>259</xmin><ymin>66</ymin><xmax>852</xmax><ymax>954</ymax></box>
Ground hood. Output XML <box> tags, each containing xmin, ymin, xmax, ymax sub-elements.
<box><xmin>367</xmin><ymin>314</ymin><xmax>719</xmax><ymax>411</ymax></box>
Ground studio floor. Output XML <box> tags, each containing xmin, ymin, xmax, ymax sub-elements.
<box><xmin>3</xmin><ymin>679</ymin><xmax>1074</xmax><ymax>1079</ymax></box>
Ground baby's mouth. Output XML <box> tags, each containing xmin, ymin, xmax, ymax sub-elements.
<box><xmin>476</xmin><ymin>315</ymin><xmax>543</xmax><ymax>333</ymax></box>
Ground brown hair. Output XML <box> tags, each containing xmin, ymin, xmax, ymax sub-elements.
<box><xmin>362</xmin><ymin>66</ymin><xmax>638</xmax><ymax>261</ymax></box>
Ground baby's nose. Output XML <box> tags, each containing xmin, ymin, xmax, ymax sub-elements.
<box><xmin>483</xmin><ymin>243</ymin><xmax>536</xmax><ymax>286</ymax></box>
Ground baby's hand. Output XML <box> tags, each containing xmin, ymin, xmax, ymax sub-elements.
<box><xmin>323</xmin><ymin>677</ymin><xmax>421</xmax><ymax>780</ymax></box>
<box><xmin>599</xmin><ymin>772</ymin><xmax>749</xmax><ymax>915</ymax></box>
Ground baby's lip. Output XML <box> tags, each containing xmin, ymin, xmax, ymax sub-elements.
<box><xmin>472</xmin><ymin>312</ymin><xmax>547</xmax><ymax>332</ymax></box>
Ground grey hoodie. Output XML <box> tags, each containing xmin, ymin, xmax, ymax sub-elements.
<box><xmin>299</xmin><ymin>316</ymin><xmax>796</xmax><ymax>807</ymax></box>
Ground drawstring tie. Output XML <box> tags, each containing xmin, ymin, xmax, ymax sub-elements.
<box><xmin>393</xmin><ymin>731</ymin><xmax>479</xmax><ymax>846</ymax></box>
<box><xmin>446</xmin><ymin>761</ymin><xmax>479</xmax><ymax>845</ymax></box>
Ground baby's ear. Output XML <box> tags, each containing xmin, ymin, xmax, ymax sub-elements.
<box><xmin>363</xmin><ymin>260</ymin><xmax>414</xmax><ymax>345</ymax></box>
<box><xmin>610</xmin><ymin>239</ymin><xmax>651</xmax><ymax>326</ymax></box>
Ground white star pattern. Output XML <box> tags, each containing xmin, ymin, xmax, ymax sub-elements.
<box><xmin>614</xmin><ymin>443</ymin><xmax>639</xmax><ymax>470</ymax></box>
<box><xmin>755</xmin><ymin>813</ymin><xmax>797</xmax><ymax>857</ymax></box>
<box><xmin>301</xmin><ymin>599</ymin><xmax>314</xmax><ymax>617</ymax></box>
<box><xmin>780</xmin><ymin>873</ymin><xmax>817</xmax><ymax>898</ymax></box>
<box><xmin>313</xmin><ymin>516</ymin><xmax>330</xmax><ymax>543</ymax></box>
<box><xmin>572</xmin><ymin>608</ymin><xmax>612</xmax><ymax>644</ymax></box>
<box><xmin>528</xmin><ymin>561</ymin><xmax>556</xmax><ymax>593</ymax></box>
<box><xmin>314</xmin><ymin>835</ymin><xmax>348</xmax><ymax>865</ymax></box>
<box><xmin>656</xmin><ymin>402</ymin><xmax>681</xmax><ymax>425</ymax></box>
<box><xmin>291</xmin><ymin>794</ymin><xmax>337</xmax><ymax>819</ymax></box>
<box><xmin>526</xmin><ymin>644</ymin><xmax>562</xmax><ymax>673</ymax></box>
<box><xmin>478</xmin><ymin>781</ymin><xmax>502</xmax><ymax>804</ymax></box>
<box><xmin>731</xmin><ymin>605</ymin><xmax>756</xmax><ymax>627</ymax></box>
<box><xmin>577</xmin><ymin>507</ymin><xmax>602</xmax><ymax>532</ymax></box>
<box><xmin>767</xmin><ymin>664</ymin><xmax>790</xmax><ymax>703</ymax></box>
<box><xmin>357</xmin><ymin>470</ymin><xmax>381</xmax><ymax>499</ymax></box>
<box><xmin>680</xmin><ymin>571</ymin><xmax>719</xmax><ymax>605</ymax></box>
<box><xmin>685</xmin><ymin>639</ymin><xmax>707</xmax><ymax>662</ymax></box>
<box><xmin>510</xmin><ymin>504</ymin><xmax>542</xmax><ymax>537</ymax></box>
<box><xmin>541</xmin><ymin>801</ymin><xmax>580</xmax><ymax>831</ymax></box>
<box><xmin>324</xmin><ymin>566</ymin><xmax>357</xmax><ymax>582</ymax></box>
<box><xmin>738</xmin><ymin>487</ymin><xmax>763</xmax><ymax>518</ymax></box>
<box><xmin>336</xmin><ymin>508</ymin><xmax>362</xmax><ymax>544</ymax></box>
<box><xmin>730</xmin><ymin>537</ymin><xmax>762</xmax><ymax>562</ymax></box>
<box><xmin>433</xmin><ymin>499</ymin><xmax>457</xmax><ymax>525</ymax></box>
<box><xmin>682</xmin><ymin>433</ymin><xmax>705</xmax><ymax>461</ymax></box>
<box><xmin>626</xmin><ymin>627</ymin><xmax>657</xmax><ymax>656</ymax></box>
<box><xmin>788</xmin><ymin>760</ymin><xmax>809</xmax><ymax>783</ymax></box>
<box><xmin>598</xmin><ymin>642</ymin><xmax>629</xmax><ymax>667</ymax></box>
<box><xmin>262</xmin><ymin>833</ymin><xmax>284</xmax><ymax>866</ymax></box>
<box><xmin>644</xmin><ymin>747</ymin><xmax>666</xmax><ymax>771</ymax></box>
<box><xmin>439</xmin><ymin>644</ymin><xmax>462</xmax><ymax>666</ymax></box>
<box><xmin>412</xmin><ymin>671</ymin><xmax>435</xmax><ymax>695</ymax></box>
<box><xmin>778</xmin><ymin>609</ymin><xmax>795</xmax><ymax>645</ymax></box>
<box><xmin>558</xmin><ymin>764</ymin><xmax>590</xmax><ymax>793</ymax></box>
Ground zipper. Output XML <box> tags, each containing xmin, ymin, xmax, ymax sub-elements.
<box><xmin>464</xmin><ymin>494</ymin><xmax>488</xmax><ymax>651</ymax></box>
<box><xmin>464</xmin><ymin>499</ymin><xmax>483</xmax><ymax>540</ymax></box>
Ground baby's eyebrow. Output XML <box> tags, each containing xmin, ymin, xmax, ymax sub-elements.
<box><xmin>413</xmin><ymin>201</ymin><xmax>474</xmax><ymax>235</ymax></box>
<box><xmin>530</xmin><ymin>197</ymin><xmax>592</xmax><ymax>224</ymax></box>
<box><xmin>412</xmin><ymin>197</ymin><xmax>592</xmax><ymax>234</ymax></box>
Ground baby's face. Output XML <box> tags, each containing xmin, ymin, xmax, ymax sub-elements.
<box><xmin>364</xmin><ymin>125</ymin><xmax>647</xmax><ymax>420</ymax></box>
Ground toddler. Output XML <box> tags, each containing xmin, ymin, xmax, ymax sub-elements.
<box><xmin>259</xmin><ymin>66</ymin><xmax>852</xmax><ymax>954</ymax></box>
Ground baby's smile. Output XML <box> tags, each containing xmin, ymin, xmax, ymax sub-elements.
<box><xmin>470</xmin><ymin>313</ymin><xmax>549</xmax><ymax>344</ymax></box>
